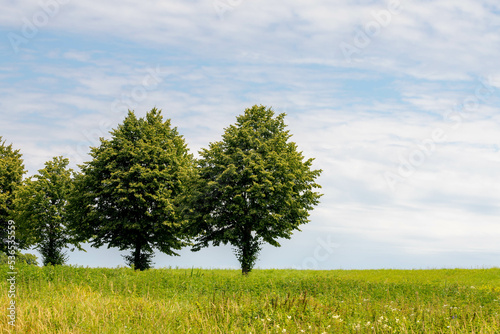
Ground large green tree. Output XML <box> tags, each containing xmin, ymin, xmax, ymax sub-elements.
<box><xmin>14</xmin><ymin>156</ymin><xmax>81</xmax><ymax>266</ymax></box>
<box><xmin>0</xmin><ymin>137</ymin><xmax>25</xmax><ymax>253</ymax></box>
<box><xmin>69</xmin><ymin>109</ymin><xmax>193</xmax><ymax>270</ymax></box>
<box><xmin>185</xmin><ymin>105</ymin><xmax>322</xmax><ymax>275</ymax></box>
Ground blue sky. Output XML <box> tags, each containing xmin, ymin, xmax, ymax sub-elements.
<box><xmin>1</xmin><ymin>0</ymin><xmax>500</xmax><ymax>269</ymax></box>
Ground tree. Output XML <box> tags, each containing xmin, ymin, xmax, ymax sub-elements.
<box><xmin>69</xmin><ymin>109</ymin><xmax>194</xmax><ymax>270</ymax></box>
<box><xmin>0</xmin><ymin>137</ymin><xmax>25</xmax><ymax>253</ymax></box>
<box><xmin>14</xmin><ymin>156</ymin><xmax>81</xmax><ymax>266</ymax></box>
<box><xmin>185</xmin><ymin>105</ymin><xmax>322</xmax><ymax>275</ymax></box>
<box><xmin>0</xmin><ymin>251</ymin><xmax>38</xmax><ymax>266</ymax></box>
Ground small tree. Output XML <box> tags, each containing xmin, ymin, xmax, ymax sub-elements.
<box><xmin>185</xmin><ymin>105</ymin><xmax>322</xmax><ymax>275</ymax></box>
<box><xmin>0</xmin><ymin>251</ymin><xmax>38</xmax><ymax>266</ymax></box>
<box><xmin>0</xmin><ymin>137</ymin><xmax>25</xmax><ymax>253</ymax></box>
<box><xmin>17</xmin><ymin>252</ymin><xmax>39</xmax><ymax>265</ymax></box>
<box><xmin>69</xmin><ymin>109</ymin><xmax>194</xmax><ymax>270</ymax></box>
<box><xmin>14</xmin><ymin>156</ymin><xmax>81</xmax><ymax>266</ymax></box>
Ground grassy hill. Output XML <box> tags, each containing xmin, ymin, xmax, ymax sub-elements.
<box><xmin>2</xmin><ymin>265</ymin><xmax>500</xmax><ymax>333</ymax></box>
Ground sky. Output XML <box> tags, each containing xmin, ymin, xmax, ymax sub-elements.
<box><xmin>1</xmin><ymin>0</ymin><xmax>500</xmax><ymax>270</ymax></box>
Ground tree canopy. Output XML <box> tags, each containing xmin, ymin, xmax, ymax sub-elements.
<box><xmin>69</xmin><ymin>108</ymin><xmax>194</xmax><ymax>270</ymax></box>
<box><xmin>0</xmin><ymin>137</ymin><xmax>25</xmax><ymax>253</ymax></box>
<box><xmin>14</xmin><ymin>156</ymin><xmax>81</xmax><ymax>266</ymax></box>
<box><xmin>185</xmin><ymin>105</ymin><xmax>322</xmax><ymax>274</ymax></box>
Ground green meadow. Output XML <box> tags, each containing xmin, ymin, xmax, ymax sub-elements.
<box><xmin>2</xmin><ymin>265</ymin><xmax>500</xmax><ymax>333</ymax></box>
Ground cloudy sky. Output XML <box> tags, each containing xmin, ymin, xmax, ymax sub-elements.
<box><xmin>2</xmin><ymin>0</ymin><xmax>500</xmax><ymax>269</ymax></box>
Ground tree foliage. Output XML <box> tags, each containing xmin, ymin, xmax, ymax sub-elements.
<box><xmin>69</xmin><ymin>109</ymin><xmax>193</xmax><ymax>270</ymax></box>
<box><xmin>0</xmin><ymin>137</ymin><xmax>25</xmax><ymax>253</ymax></box>
<box><xmin>185</xmin><ymin>105</ymin><xmax>322</xmax><ymax>274</ymax></box>
<box><xmin>14</xmin><ymin>156</ymin><xmax>79</xmax><ymax>266</ymax></box>
<box><xmin>0</xmin><ymin>251</ymin><xmax>38</xmax><ymax>266</ymax></box>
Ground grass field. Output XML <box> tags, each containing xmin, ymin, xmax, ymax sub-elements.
<box><xmin>1</xmin><ymin>265</ymin><xmax>500</xmax><ymax>333</ymax></box>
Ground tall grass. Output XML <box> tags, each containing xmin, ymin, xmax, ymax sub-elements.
<box><xmin>1</xmin><ymin>265</ymin><xmax>499</xmax><ymax>333</ymax></box>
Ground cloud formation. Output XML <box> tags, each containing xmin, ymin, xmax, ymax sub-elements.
<box><xmin>1</xmin><ymin>0</ymin><xmax>499</xmax><ymax>268</ymax></box>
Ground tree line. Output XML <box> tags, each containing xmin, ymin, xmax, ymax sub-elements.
<box><xmin>1</xmin><ymin>105</ymin><xmax>322</xmax><ymax>274</ymax></box>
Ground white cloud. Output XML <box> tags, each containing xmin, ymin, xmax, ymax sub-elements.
<box><xmin>1</xmin><ymin>0</ymin><xmax>499</xmax><ymax>268</ymax></box>
<box><xmin>1</xmin><ymin>0</ymin><xmax>496</xmax><ymax>78</ymax></box>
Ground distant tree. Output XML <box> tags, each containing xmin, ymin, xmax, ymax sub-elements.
<box><xmin>14</xmin><ymin>156</ymin><xmax>81</xmax><ymax>266</ymax></box>
<box><xmin>0</xmin><ymin>251</ymin><xmax>11</xmax><ymax>265</ymax></box>
<box><xmin>0</xmin><ymin>137</ymin><xmax>25</xmax><ymax>253</ymax></box>
<box><xmin>69</xmin><ymin>109</ymin><xmax>194</xmax><ymax>270</ymax></box>
<box><xmin>0</xmin><ymin>251</ymin><xmax>38</xmax><ymax>266</ymax></box>
<box><xmin>185</xmin><ymin>105</ymin><xmax>323</xmax><ymax>275</ymax></box>
<box><xmin>17</xmin><ymin>252</ymin><xmax>39</xmax><ymax>265</ymax></box>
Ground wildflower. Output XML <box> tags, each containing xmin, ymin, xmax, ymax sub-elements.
<box><xmin>282</xmin><ymin>329</ymin><xmax>286</xmax><ymax>333</ymax></box>
<box><xmin>287</xmin><ymin>315</ymin><xmax>291</xmax><ymax>320</ymax></box>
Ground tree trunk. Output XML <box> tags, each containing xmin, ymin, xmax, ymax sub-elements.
<box><xmin>240</xmin><ymin>224</ymin><xmax>259</xmax><ymax>275</ymax></box>
<box><xmin>241</xmin><ymin>241</ymin><xmax>250</xmax><ymax>275</ymax></box>
<box><xmin>134</xmin><ymin>241</ymin><xmax>142</xmax><ymax>270</ymax></box>
<box><xmin>48</xmin><ymin>236</ymin><xmax>56</xmax><ymax>266</ymax></box>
